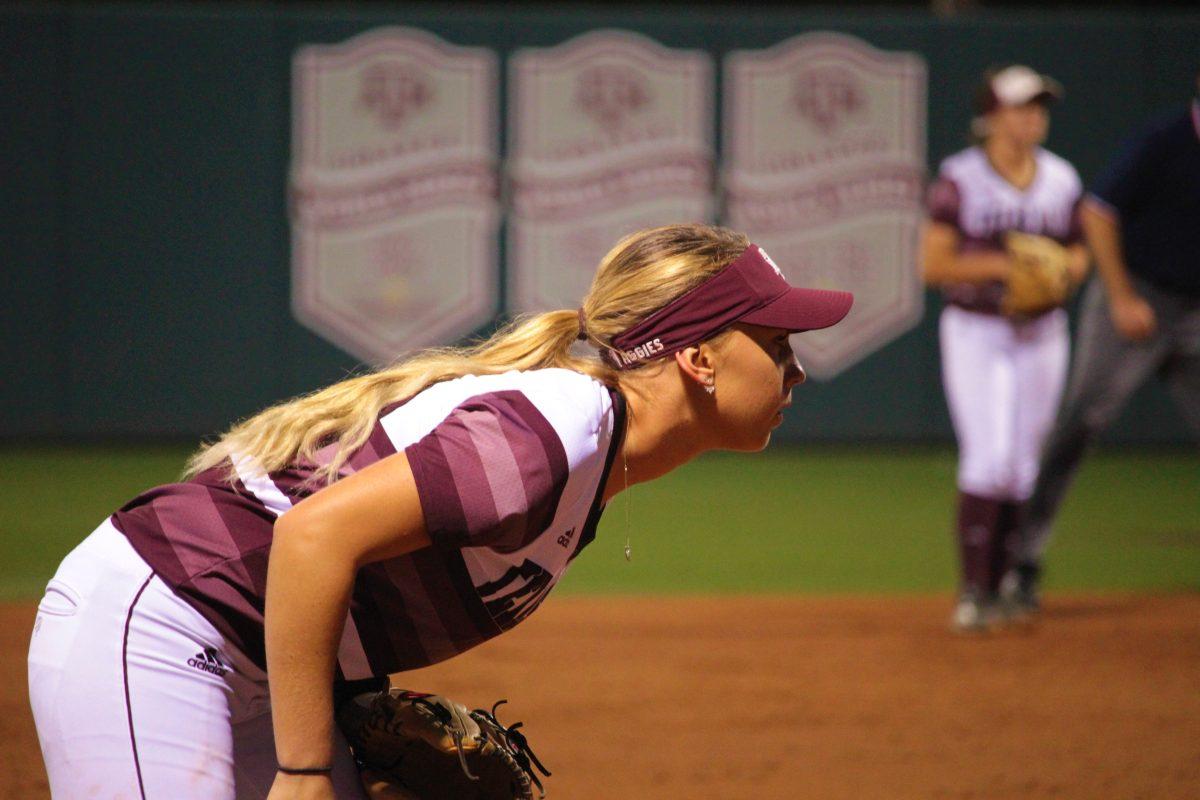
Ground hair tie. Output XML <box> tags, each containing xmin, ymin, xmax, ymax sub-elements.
<box><xmin>576</xmin><ymin>308</ymin><xmax>588</xmax><ymax>341</ymax></box>
<box><xmin>278</xmin><ymin>765</ymin><xmax>333</xmax><ymax>776</ymax></box>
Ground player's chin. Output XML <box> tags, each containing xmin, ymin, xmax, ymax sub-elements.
<box><xmin>721</xmin><ymin>410</ymin><xmax>784</xmax><ymax>452</ymax></box>
<box><xmin>733</xmin><ymin>424</ymin><xmax>777</xmax><ymax>452</ymax></box>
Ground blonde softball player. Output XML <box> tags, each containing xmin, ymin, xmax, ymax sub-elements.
<box><xmin>921</xmin><ymin>66</ymin><xmax>1090</xmax><ymax>632</ymax></box>
<box><xmin>28</xmin><ymin>224</ymin><xmax>852</xmax><ymax>799</ymax></box>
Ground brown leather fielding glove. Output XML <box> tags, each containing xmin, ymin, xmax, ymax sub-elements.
<box><xmin>337</xmin><ymin>689</ymin><xmax>550</xmax><ymax>800</ymax></box>
<box><xmin>1001</xmin><ymin>231</ymin><xmax>1072</xmax><ymax>317</ymax></box>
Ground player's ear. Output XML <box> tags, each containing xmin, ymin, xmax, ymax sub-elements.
<box><xmin>674</xmin><ymin>345</ymin><xmax>715</xmax><ymax>390</ymax></box>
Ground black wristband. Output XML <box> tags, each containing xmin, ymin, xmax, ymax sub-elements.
<box><xmin>278</xmin><ymin>765</ymin><xmax>333</xmax><ymax>776</ymax></box>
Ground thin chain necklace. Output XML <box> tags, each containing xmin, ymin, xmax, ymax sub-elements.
<box><xmin>623</xmin><ymin>447</ymin><xmax>632</xmax><ymax>561</ymax></box>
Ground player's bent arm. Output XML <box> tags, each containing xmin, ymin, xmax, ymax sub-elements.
<box><xmin>265</xmin><ymin>452</ymin><xmax>432</xmax><ymax>797</ymax></box>
<box><xmin>920</xmin><ymin>221</ymin><xmax>1011</xmax><ymax>286</ymax></box>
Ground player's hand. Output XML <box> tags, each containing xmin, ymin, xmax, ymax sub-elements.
<box><xmin>265</xmin><ymin>771</ymin><xmax>336</xmax><ymax>800</ymax></box>
<box><xmin>1108</xmin><ymin>291</ymin><xmax>1157</xmax><ymax>342</ymax></box>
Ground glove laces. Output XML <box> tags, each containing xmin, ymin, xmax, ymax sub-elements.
<box><xmin>475</xmin><ymin>700</ymin><xmax>553</xmax><ymax>797</ymax></box>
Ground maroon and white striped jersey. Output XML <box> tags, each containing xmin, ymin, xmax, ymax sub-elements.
<box><xmin>926</xmin><ymin>145</ymin><xmax>1083</xmax><ymax>313</ymax></box>
<box><xmin>112</xmin><ymin>369</ymin><xmax>625</xmax><ymax>681</ymax></box>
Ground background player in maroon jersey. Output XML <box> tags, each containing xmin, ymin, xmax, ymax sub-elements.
<box><xmin>921</xmin><ymin>66</ymin><xmax>1090</xmax><ymax>632</ymax></box>
<box><xmin>27</xmin><ymin>224</ymin><xmax>851</xmax><ymax>800</ymax></box>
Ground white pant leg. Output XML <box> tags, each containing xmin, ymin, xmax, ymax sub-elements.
<box><xmin>1011</xmin><ymin>309</ymin><xmax>1070</xmax><ymax>500</ymax></box>
<box><xmin>28</xmin><ymin>520</ymin><xmax>368</xmax><ymax>800</ymax></box>
<box><xmin>940</xmin><ymin>306</ymin><xmax>1018</xmax><ymax>499</ymax></box>
<box><xmin>29</xmin><ymin>519</ymin><xmax>243</xmax><ymax>798</ymax></box>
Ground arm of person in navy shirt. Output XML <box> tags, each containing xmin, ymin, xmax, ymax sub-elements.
<box><xmin>265</xmin><ymin>451</ymin><xmax>432</xmax><ymax>800</ymax></box>
<box><xmin>1083</xmin><ymin>131</ymin><xmax>1160</xmax><ymax>341</ymax></box>
<box><xmin>920</xmin><ymin>178</ymin><xmax>1013</xmax><ymax>286</ymax></box>
<box><xmin>1080</xmin><ymin>198</ymin><xmax>1157</xmax><ymax>341</ymax></box>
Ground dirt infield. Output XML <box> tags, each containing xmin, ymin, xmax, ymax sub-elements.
<box><xmin>4</xmin><ymin>593</ymin><xmax>1198</xmax><ymax>800</ymax></box>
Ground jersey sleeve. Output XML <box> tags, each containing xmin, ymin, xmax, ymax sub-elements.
<box><xmin>404</xmin><ymin>391</ymin><xmax>570</xmax><ymax>553</ymax></box>
<box><xmin>925</xmin><ymin>176</ymin><xmax>962</xmax><ymax>229</ymax></box>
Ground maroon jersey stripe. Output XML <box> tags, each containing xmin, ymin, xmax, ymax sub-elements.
<box><xmin>267</xmin><ymin>467</ymin><xmax>322</xmax><ymax>504</ymax></box>
<box><xmin>149</xmin><ymin>492</ymin><xmax>239</xmax><ymax>580</ymax></box>
<box><xmin>379</xmin><ymin>557</ymin><xmax>462</xmax><ymax>665</ymax></box>
<box><xmin>309</xmin><ymin>442</ymin><xmax>340</xmax><ymax>470</ymax></box>
<box><xmin>926</xmin><ymin>177</ymin><xmax>962</xmax><ymax>230</ymax></box>
<box><xmin>362</xmin><ymin>418</ymin><xmax>399</xmax><ymax>462</ymax></box>
<box><xmin>499</xmin><ymin>393</ymin><xmax>570</xmax><ymax>550</ymax></box>
<box><xmin>112</xmin><ymin>505</ymin><xmax>190</xmax><ymax>588</ymax></box>
<box><xmin>177</xmin><ymin>566</ymin><xmax>269</xmax><ymax>668</ymax></box>
<box><xmin>405</xmin><ymin>391</ymin><xmax>569</xmax><ymax>551</ymax></box>
<box><xmin>437</xmin><ymin>546</ymin><xmax>504</xmax><ymax>636</ymax></box>
<box><xmin>238</xmin><ymin>543</ymin><xmax>272</xmax><ymax>612</ymax></box>
<box><xmin>203</xmin><ymin>485</ymin><xmax>275</xmax><ymax>571</ymax></box>
<box><xmin>406</xmin><ymin>433</ymin><xmax>471</xmax><ymax>547</ymax></box>
<box><xmin>347</xmin><ymin>564</ymin><xmax>429</xmax><ymax>673</ymax></box>
<box><xmin>409</xmin><ymin>546</ymin><xmax>499</xmax><ymax>649</ymax></box>
<box><xmin>435</xmin><ymin>414</ymin><xmax>500</xmax><ymax>542</ymax></box>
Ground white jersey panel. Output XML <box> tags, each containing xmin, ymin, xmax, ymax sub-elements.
<box><xmin>939</xmin><ymin>146</ymin><xmax>1082</xmax><ymax>242</ymax></box>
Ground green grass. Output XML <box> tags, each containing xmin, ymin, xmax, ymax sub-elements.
<box><xmin>563</xmin><ymin>448</ymin><xmax>1200</xmax><ymax>594</ymax></box>
<box><xmin>1</xmin><ymin>445</ymin><xmax>1196</xmax><ymax>600</ymax></box>
<box><xmin>0</xmin><ymin>444</ymin><xmax>195</xmax><ymax>600</ymax></box>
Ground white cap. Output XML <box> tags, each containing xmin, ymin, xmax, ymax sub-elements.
<box><xmin>987</xmin><ymin>65</ymin><xmax>1063</xmax><ymax>110</ymax></box>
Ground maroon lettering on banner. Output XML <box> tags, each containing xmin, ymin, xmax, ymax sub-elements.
<box><xmin>290</xmin><ymin>28</ymin><xmax>500</xmax><ymax>364</ymax></box>
<box><xmin>724</xmin><ymin>32</ymin><xmax>927</xmax><ymax>379</ymax></box>
<box><xmin>507</xmin><ymin>30</ymin><xmax>715</xmax><ymax>314</ymax></box>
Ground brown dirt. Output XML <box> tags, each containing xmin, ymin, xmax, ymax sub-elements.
<box><xmin>4</xmin><ymin>594</ymin><xmax>1199</xmax><ymax>800</ymax></box>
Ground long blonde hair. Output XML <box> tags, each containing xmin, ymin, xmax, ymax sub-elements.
<box><xmin>186</xmin><ymin>223</ymin><xmax>749</xmax><ymax>484</ymax></box>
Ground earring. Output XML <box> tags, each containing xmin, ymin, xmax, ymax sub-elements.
<box><xmin>704</xmin><ymin>379</ymin><xmax>715</xmax><ymax>395</ymax></box>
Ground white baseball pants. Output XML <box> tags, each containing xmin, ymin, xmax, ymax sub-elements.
<box><xmin>27</xmin><ymin>519</ymin><xmax>368</xmax><ymax>799</ymax></box>
<box><xmin>940</xmin><ymin>305</ymin><xmax>1070</xmax><ymax>501</ymax></box>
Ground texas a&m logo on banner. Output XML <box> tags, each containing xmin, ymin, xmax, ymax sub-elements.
<box><xmin>291</xmin><ymin>28</ymin><xmax>499</xmax><ymax>364</ymax></box>
<box><xmin>506</xmin><ymin>30</ymin><xmax>714</xmax><ymax>314</ymax></box>
<box><xmin>725</xmin><ymin>32</ymin><xmax>926</xmax><ymax>379</ymax></box>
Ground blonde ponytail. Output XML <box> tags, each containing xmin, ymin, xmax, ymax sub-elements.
<box><xmin>186</xmin><ymin>309</ymin><xmax>612</xmax><ymax>484</ymax></box>
<box><xmin>187</xmin><ymin>222</ymin><xmax>747</xmax><ymax>485</ymax></box>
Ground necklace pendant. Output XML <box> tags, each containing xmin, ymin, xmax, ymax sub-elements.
<box><xmin>624</xmin><ymin>538</ymin><xmax>632</xmax><ymax>562</ymax></box>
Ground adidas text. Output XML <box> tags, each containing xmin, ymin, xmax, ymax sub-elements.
<box><xmin>188</xmin><ymin>647</ymin><xmax>228</xmax><ymax>677</ymax></box>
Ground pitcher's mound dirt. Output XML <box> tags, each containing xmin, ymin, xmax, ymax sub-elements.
<box><xmin>4</xmin><ymin>594</ymin><xmax>1198</xmax><ymax>800</ymax></box>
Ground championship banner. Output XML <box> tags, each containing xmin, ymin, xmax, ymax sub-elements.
<box><xmin>724</xmin><ymin>32</ymin><xmax>926</xmax><ymax>379</ymax></box>
<box><xmin>293</xmin><ymin>27</ymin><xmax>496</xmax><ymax>184</ymax></box>
<box><xmin>507</xmin><ymin>30</ymin><xmax>714</xmax><ymax>313</ymax></box>
<box><xmin>290</xmin><ymin>28</ymin><xmax>499</xmax><ymax>364</ymax></box>
<box><xmin>508</xmin><ymin>29</ymin><xmax>712</xmax><ymax>178</ymax></box>
<box><xmin>509</xmin><ymin>197</ymin><xmax>712</xmax><ymax>315</ymax></box>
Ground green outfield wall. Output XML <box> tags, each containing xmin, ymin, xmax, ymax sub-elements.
<box><xmin>2</xmin><ymin>3</ymin><xmax>1197</xmax><ymax>443</ymax></box>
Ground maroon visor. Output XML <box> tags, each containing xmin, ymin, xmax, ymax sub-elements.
<box><xmin>604</xmin><ymin>244</ymin><xmax>854</xmax><ymax>370</ymax></box>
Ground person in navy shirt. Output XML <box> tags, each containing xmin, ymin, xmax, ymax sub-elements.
<box><xmin>1007</xmin><ymin>75</ymin><xmax>1200</xmax><ymax>614</ymax></box>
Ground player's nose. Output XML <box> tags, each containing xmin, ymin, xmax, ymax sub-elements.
<box><xmin>785</xmin><ymin>355</ymin><xmax>805</xmax><ymax>389</ymax></box>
